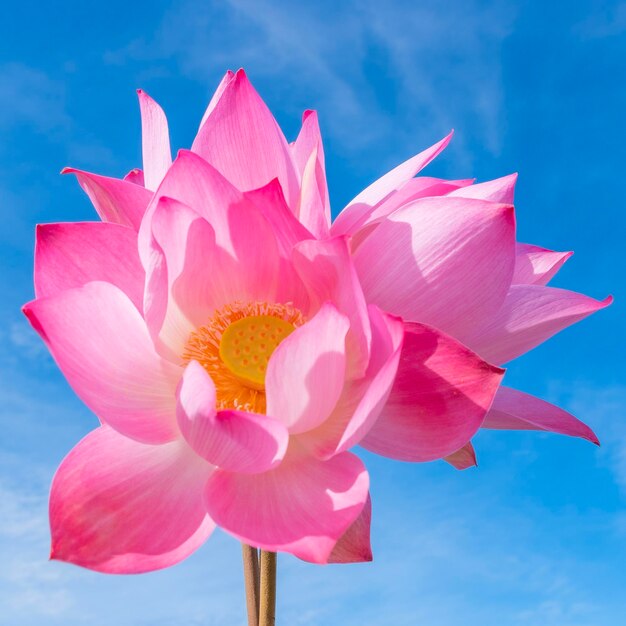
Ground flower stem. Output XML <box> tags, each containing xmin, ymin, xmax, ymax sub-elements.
<box><xmin>241</xmin><ymin>544</ymin><xmax>260</xmax><ymax>626</ymax></box>
<box><xmin>259</xmin><ymin>551</ymin><xmax>277</xmax><ymax>626</ymax></box>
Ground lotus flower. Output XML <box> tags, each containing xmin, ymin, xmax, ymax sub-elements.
<box><xmin>65</xmin><ymin>69</ymin><xmax>610</xmax><ymax>470</ymax></box>
<box><xmin>25</xmin><ymin>141</ymin><xmax>507</xmax><ymax>571</ymax></box>
<box><xmin>25</xmin><ymin>69</ymin><xmax>608</xmax><ymax>575</ymax></box>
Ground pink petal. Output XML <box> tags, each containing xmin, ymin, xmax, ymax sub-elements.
<box><xmin>327</xmin><ymin>494</ymin><xmax>373</xmax><ymax>564</ymax></box>
<box><xmin>298</xmin><ymin>146</ymin><xmax>331</xmax><ymax>238</ymax></box>
<box><xmin>483</xmin><ymin>386</ymin><xmax>599</xmax><ymax>444</ymax></box>
<box><xmin>353</xmin><ymin>197</ymin><xmax>516</xmax><ymax>343</ymax></box>
<box><xmin>143</xmin><ymin>192</ymin><xmax>282</xmax><ymax>359</ymax></box>
<box><xmin>265</xmin><ymin>303</ymin><xmax>349</xmax><ymax>434</ymax></box>
<box><xmin>331</xmin><ymin>132</ymin><xmax>453</xmax><ymax>236</ymax></box>
<box><xmin>243</xmin><ymin>179</ymin><xmax>313</xmax><ymax>310</ymax></box>
<box><xmin>204</xmin><ymin>447</ymin><xmax>369</xmax><ymax>563</ymax></box>
<box><xmin>290</xmin><ymin>111</ymin><xmax>331</xmax><ymax>238</ymax></box>
<box><xmin>351</xmin><ymin>176</ymin><xmax>475</xmax><ymax>235</ymax></box>
<box><xmin>176</xmin><ymin>361</ymin><xmax>289</xmax><ymax>473</ymax></box>
<box><xmin>293</xmin><ymin>237</ymin><xmax>371</xmax><ymax>377</ymax></box>
<box><xmin>50</xmin><ymin>426</ymin><xmax>214</xmax><ymax>573</ymax></box>
<box><xmin>23</xmin><ymin>282</ymin><xmax>180</xmax><ymax>444</ymax></box>
<box><xmin>463</xmin><ymin>285</ymin><xmax>612</xmax><ymax>365</ymax></box>
<box><xmin>168</xmin><ymin>198</ymin><xmax>281</xmax><ymax>327</ymax></box>
<box><xmin>513</xmin><ymin>243</ymin><xmax>572</xmax><ymax>285</ymax></box>
<box><xmin>298</xmin><ymin>305</ymin><xmax>404</xmax><ymax>459</ymax></box>
<box><xmin>142</xmin><ymin>196</ymin><xmax>211</xmax><ymax>360</ymax></box>
<box><xmin>444</xmin><ymin>442</ymin><xmax>477</xmax><ymax>470</ymax></box>
<box><xmin>123</xmin><ymin>168</ymin><xmax>145</xmax><ymax>186</ymax></box>
<box><xmin>62</xmin><ymin>168</ymin><xmax>152</xmax><ymax>231</ymax></box>
<box><xmin>244</xmin><ymin>178</ymin><xmax>313</xmax><ymax>253</ymax></box>
<box><xmin>138</xmin><ymin>150</ymin><xmax>242</xmax><ymax>260</ymax></box>
<box><xmin>191</xmin><ymin>69</ymin><xmax>299</xmax><ymax>207</ymax></box>
<box><xmin>291</xmin><ymin>109</ymin><xmax>326</xmax><ymax>174</ymax></box>
<box><xmin>35</xmin><ymin>222</ymin><xmax>144</xmax><ymax>312</ymax></box>
<box><xmin>198</xmin><ymin>70</ymin><xmax>236</xmax><ymax>129</ymax></box>
<box><xmin>361</xmin><ymin>322</ymin><xmax>504</xmax><ymax>462</ymax></box>
<box><xmin>137</xmin><ymin>89</ymin><xmax>172</xmax><ymax>190</ymax></box>
<box><xmin>448</xmin><ymin>173</ymin><xmax>517</xmax><ymax>203</ymax></box>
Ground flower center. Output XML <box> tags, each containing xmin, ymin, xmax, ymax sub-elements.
<box><xmin>182</xmin><ymin>301</ymin><xmax>304</xmax><ymax>413</ymax></box>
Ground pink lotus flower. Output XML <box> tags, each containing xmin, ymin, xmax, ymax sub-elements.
<box><xmin>66</xmin><ymin>69</ymin><xmax>610</xmax><ymax>470</ymax></box>
<box><xmin>26</xmin><ymin>143</ymin><xmax>504</xmax><ymax>572</ymax></box>
<box><xmin>25</xmin><ymin>69</ymin><xmax>609</xmax><ymax>578</ymax></box>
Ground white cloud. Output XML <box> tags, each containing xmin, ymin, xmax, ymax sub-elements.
<box><xmin>0</xmin><ymin>471</ymin><xmax>76</xmax><ymax>619</ymax></box>
<box><xmin>105</xmin><ymin>0</ymin><xmax>516</xmax><ymax>168</ymax></box>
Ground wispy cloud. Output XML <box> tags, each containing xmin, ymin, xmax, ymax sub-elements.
<box><xmin>548</xmin><ymin>381</ymin><xmax>626</xmax><ymax>493</ymax></box>
<box><xmin>105</xmin><ymin>0</ymin><xmax>516</xmax><ymax>167</ymax></box>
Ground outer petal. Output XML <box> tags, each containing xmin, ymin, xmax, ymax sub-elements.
<box><xmin>34</xmin><ymin>222</ymin><xmax>144</xmax><ymax>312</ymax></box>
<box><xmin>293</xmin><ymin>237</ymin><xmax>371</xmax><ymax>377</ymax></box>
<box><xmin>62</xmin><ymin>168</ymin><xmax>152</xmax><ymax>231</ymax></box>
<box><xmin>50</xmin><ymin>426</ymin><xmax>214</xmax><ymax>574</ymax></box>
<box><xmin>327</xmin><ymin>494</ymin><xmax>372</xmax><ymax>564</ymax></box>
<box><xmin>199</xmin><ymin>70</ymin><xmax>236</xmax><ymax>129</ymax></box>
<box><xmin>448</xmin><ymin>173</ymin><xmax>517</xmax><ymax>204</ymax></box>
<box><xmin>265</xmin><ymin>303</ymin><xmax>349</xmax><ymax>434</ymax></box>
<box><xmin>332</xmin><ymin>132</ymin><xmax>453</xmax><ymax>236</ymax></box>
<box><xmin>23</xmin><ymin>282</ymin><xmax>180</xmax><ymax>444</ymax></box>
<box><xmin>513</xmin><ymin>243</ymin><xmax>572</xmax><ymax>285</ymax></box>
<box><xmin>137</xmin><ymin>89</ymin><xmax>172</xmax><ymax>190</ymax></box>
<box><xmin>483</xmin><ymin>386</ymin><xmax>599</xmax><ymax>444</ymax></box>
<box><xmin>353</xmin><ymin>197</ymin><xmax>516</xmax><ymax>343</ymax></box>
<box><xmin>361</xmin><ymin>322</ymin><xmax>504</xmax><ymax>462</ymax></box>
<box><xmin>191</xmin><ymin>69</ymin><xmax>299</xmax><ymax>207</ymax></box>
<box><xmin>463</xmin><ymin>285</ymin><xmax>612</xmax><ymax>365</ymax></box>
<box><xmin>350</xmin><ymin>177</ymin><xmax>474</xmax><ymax>236</ymax></box>
<box><xmin>204</xmin><ymin>448</ymin><xmax>369</xmax><ymax>564</ymax></box>
<box><xmin>444</xmin><ymin>442</ymin><xmax>477</xmax><ymax>470</ymax></box>
<box><xmin>298</xmin><ymin>305</ymin><xmax>404</xmax><ymax>459</ymax></box>
<box><xmin>176</xmin><ymin>361</ymin><xmax>288</xmax><ymax>473</ymax></box>
<box><xmin>124</xmin><ymin>168</ymin><xmax>145</xmax><ymax>186</ymax></box>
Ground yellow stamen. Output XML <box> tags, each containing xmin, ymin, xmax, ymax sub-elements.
<box><xmin>182</xmin><ymin>301</ymin><xmax>304</xmax><ymax>413</ymax></box>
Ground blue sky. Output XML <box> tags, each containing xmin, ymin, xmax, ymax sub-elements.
<box><xmin>1</xmin><ymin>0</ymin><xmax>624</xmax><ymax>624</ymax></box>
